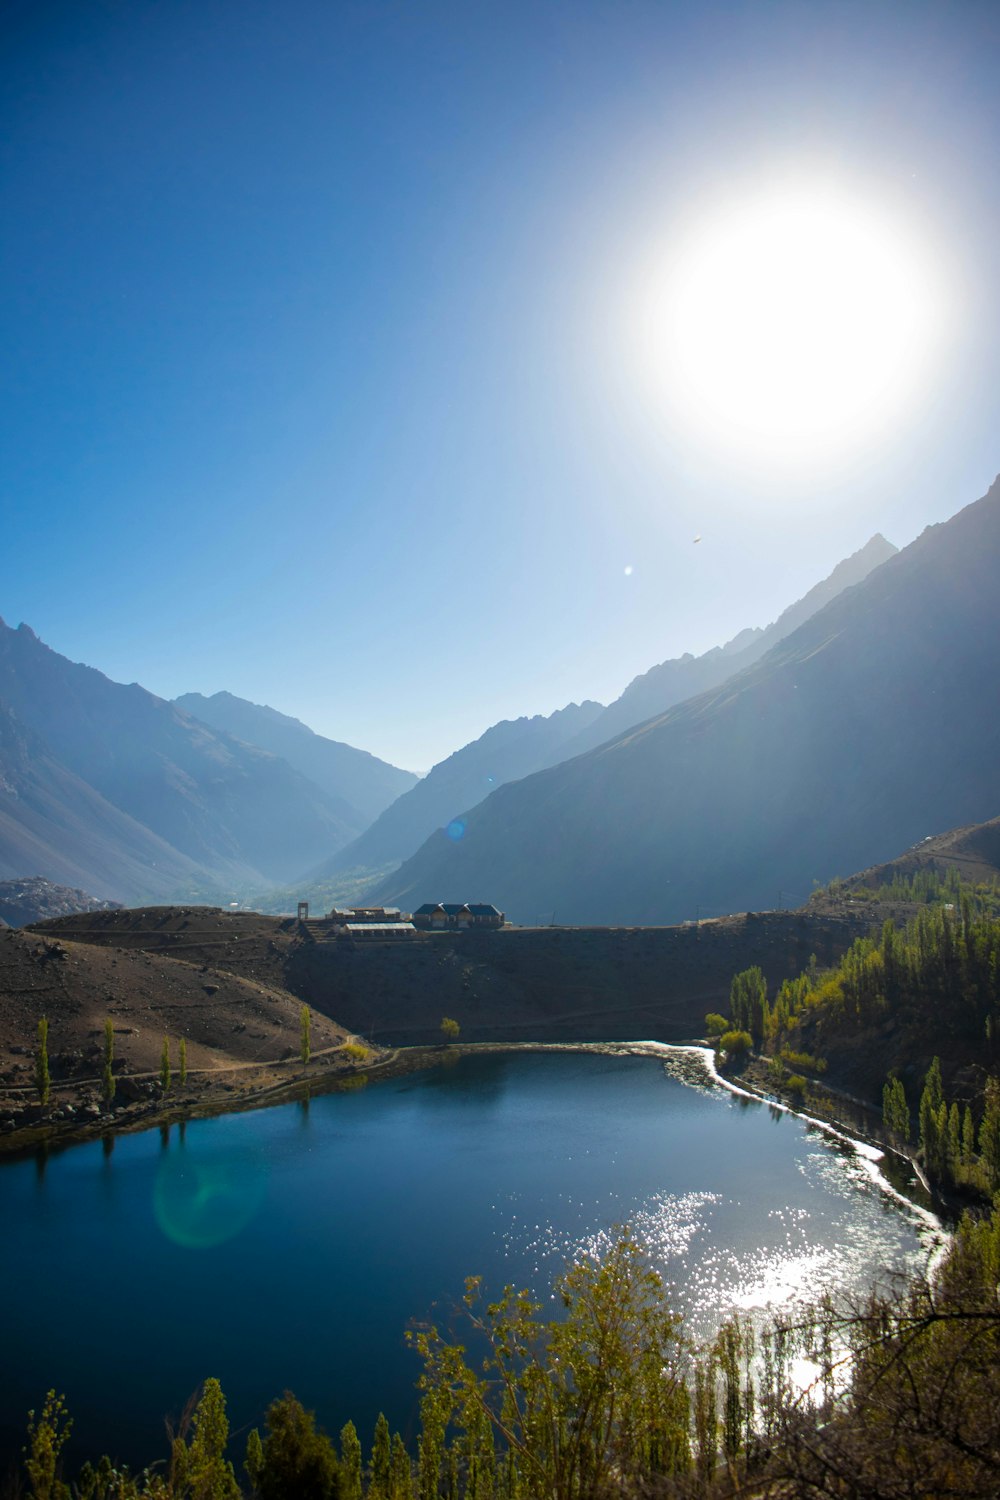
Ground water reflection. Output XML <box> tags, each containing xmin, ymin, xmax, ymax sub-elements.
<box><xmin>1</xmin><ymin>1049</ymin><xmax>935</xmax><ymax>1470</ymax></box>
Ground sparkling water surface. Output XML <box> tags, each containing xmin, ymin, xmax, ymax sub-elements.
<box><xmin>0</xmin><ymin>1050</ymin><xmax>933</xmax><ymax>1469</ymax></box>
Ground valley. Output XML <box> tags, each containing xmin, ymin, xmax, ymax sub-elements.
<box><xmin>0</xmin><ymin>896</ymin><xmax>899</xmax><ymax>1156</ymax></box>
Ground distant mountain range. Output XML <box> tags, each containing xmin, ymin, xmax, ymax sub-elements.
<box><xmin>370</xmin><ymin>479</ymin><xmax>1000</xmax><ymax>924</ymax></box>
<box><xmin>563</xmin><ymin>533</ymin><xmax>897</xmax><ymax>757</ymax></box>
<box><xmin>0</xmin><ymin>621</ymin><xmax>413</xmax><ymax>902</ymax></box>
<box><xmin>0</xmin><ymin>697</ymin><xmax>206</xmax><ymax>900</ymax></box>
<box><xmin>312</xmin><ymin>699</ymin><xmax>605</xmax><ymax>878</ymax></box>
<box><xmin>173</xmin><ymin>691</ymin><xmax>416</xmax><ymax>827</ymax></box>
<box><xmin>321</xmin><ymin>533</ymin><xmax>896</xmax><ymax>882</ymax></box>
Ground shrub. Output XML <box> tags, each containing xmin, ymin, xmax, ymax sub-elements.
<box><xmin>342</xmin><ymin>1042</ymin><xmax>368</xmax><ymax>1062</ymax></box>
<box><xmin>779</xmin><ymin>1048</ymin><xmax>827</xmax><ymax>1075</ymax></box>
<box><xmin>718</xmin><ymin>1029</ymin><xmax>752</xmax><ymax>1057</ymax></box>
<box><xmin>704</xmin><ymin>1013</ymin><xmax>728</xmax><ymax>1036</ymax></box>
<box><xmin>785</xmin><ymin>1073</ymin><xmax>808</xmax><ymax>1098</ymax></box>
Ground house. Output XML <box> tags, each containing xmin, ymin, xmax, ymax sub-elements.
<box><xmin>467</xmin><ymin>903</ymin><xmax>505</xmax><ymax>928</ymax></box>
<box><xmin>328</xmin><ymin>906</ymin><xmax>402</xmax><ymax>925</ymax></box>
<box><xmin>343</xmin><ymin>921</ymin><xmax>416</xmax><ymax>941</ymax></box>
<box><xmin>412</xmin><ymin>903</ymin><xmax>448</xmax><ymax>929</ymax></box>
<box><xmin>411</xmin><ymin>902</ymin><xmax>505</xmax><ymax>931</ymax></box>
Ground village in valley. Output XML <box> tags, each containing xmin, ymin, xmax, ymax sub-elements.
<box><xmin>295</xmin><ymin>901</ymin><xmax>506</xmax><ymax>940</ymax></box>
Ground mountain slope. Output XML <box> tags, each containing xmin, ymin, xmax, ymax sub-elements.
<box><xmin>0</xmin><ymin>620</ymin><xmax>358</xmax><ymax>884</ymax></box>
<box><xmin>0</xmin><ymin>876</ymin><xmax>122</xmax><ymax>927</ymax></box>
<box><xmin>564</xmin><ymin>533</ymin><xmax>897</xmax><ymax>756</ymax></box>
<box><xmin>173</xmin><ymin>690</ymin><xmax>416</xmax><ymax>826</ymax></box>
<box><xmin>372</xmin><ymin>479</ymin><xmax>1000</xmax><ymax>924</ymax></box>
<box><xmin>312</xmin><ymin>699</ymin><xmax>604</xmax><ymax>877</ymax></box>
<box><xmin>0</xmin><ymin>701</ymin><xmax>208</xmax><ymax>901</ymax></box>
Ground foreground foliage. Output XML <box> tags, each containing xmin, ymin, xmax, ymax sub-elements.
<box><xmin>19</xmin><ymin>1208</ymin><xmax>1000</xmax><ymax>1499</ymax></box>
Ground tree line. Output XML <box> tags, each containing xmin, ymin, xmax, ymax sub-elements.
<box><xmin>19</xmin><ymin>1208</ymin><xmax>1000</xmax><ymax>1499</ymax></box>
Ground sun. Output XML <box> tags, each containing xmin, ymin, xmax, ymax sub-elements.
<box><xmin>631</xmin><ymin>175</ymin><xmax>948</xmax><ymax>468</ymax></box>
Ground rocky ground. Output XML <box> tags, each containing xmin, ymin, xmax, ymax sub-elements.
<box><xmin>0</xmin><ymin>902</ymin><xmax>881</xmax><ymax>1155</ymax></box>
<box><xmin>0</xmin><ymin>910</ymin><xmax>372</xmax><ymax>1154</ymax></box>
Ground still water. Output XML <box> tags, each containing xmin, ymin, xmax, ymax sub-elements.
<box><xmin>0</xmin><ymin>1050</ymin><xmax>934</xmax><ymax>1470</ymax></box>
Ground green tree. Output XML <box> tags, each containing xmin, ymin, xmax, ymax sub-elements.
<box><xmin>245</xmin><ymin>1429</ymin><xmax>264</xmax><ymax>1494</ymax></box>
<box><xmin>389</xmin><ymin>1433</ymin><xmax>412</xmax><ymax>1500</ymax></box>
<box><xmin>179</xmin><ymin>1035</ymin><xmax>188</xmax><ymax>1086</ymax></box>
<box><xmin>24</xmin><ymin>1391</ymin><xmax>72</xmax><ymax>1500</ymax></box>
<box><xmin>339</xmin><ymin>1422</ymin><xmax>362</xmax><ymax>1500</ymax></box>
<box><xmin>409</xmin><ymin>1234</ymin><xmax>690</xmax><ymax>1497</ymax></box>
<box><xmin>102</xmin><ymin>1018</ymin><xmax>115</xmax><ymax>1104</ymax></box>
<box><xmin>946</xmin><ymin>1101</ymin><xmax>962</xmax><ymax>1181</ymax></box>
<box><xmin>440</xmin><ymin>1016</ymin><xmax>460</xmax><ymax>1043</ymax></box>
<box><xmin>718</xmin><ymin>1029</ymin><xmax>752</xmax><ymax>1058</ymax></box>
<box><xmin>882</xmin><ymin>1075</ymin><xmax>909</xmax><ymax>1144</ymax></box>
<box><xmin>160</xmin><ymin>1036</ymin><xmax>171</xmax><ymax>1094</ymax></box>
<box><xmin>301</xmin><ymin>1006</ymin><xmax>311</xmax><ymax>1064</ymax></box>
<box><xmin>919</xmin><ymin>1057</ymin><xmax>944</xmax><ymax>1177</ymax></box>
<box><xmin>730</xmin><ymin>966</ymin><xmax>767</xmax><ymax>1044</ymax></box>
<box><xmin>369</xmin><ymin>1413</ymin><xmax>391</xmax><ymax>1500</ymax></box>
<box><xmin>35</xmin><ymin>1017</ymin><xmax>51</xmax><ymax>1107</ymax></box>
<box><xmin>704</xmin><ymin>1012</ymin><xmax>728</xmax><ymax>1036</ymax></box>
<box><xmin>257</xmin><ymin>1393</ymin><xmax>339</xmax><ymax>1500</ymax></box>
<box><xmin>962</xmin><ymin>1104</ymin><xmax>977</xmax><ymax>1165</ymax></box>
<box><xmin>979</xmin><ymin>1078</ymin><xmax>1000</xmax><ymax>1192</ymax></box>
<box><xmin>187</xmin><ymin>1378</ymin><xmax>239</xmax><ymax>1500</ymax></box>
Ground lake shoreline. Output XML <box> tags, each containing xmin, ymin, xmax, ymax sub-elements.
<box><xmin>0</xmin><ymin>1036</ymin><xmax>950</xmax><ymax>1247</ymax></box>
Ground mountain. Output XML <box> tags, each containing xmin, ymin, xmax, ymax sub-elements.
<box><xmin>0</xmin><ymin>700</ymin><xmax>207</xmax><ymax>901</ymax></box>
<box><xmin>310</xmin><ymin>699</ymin><xmax>605</xmax><ymax>878</ymax></box>
<box><xmin>0</xmin><ymin>620</ymin><xmax>360</xmax><ymax>887</ymax></box>
<box><xmin>820</xmin><ymin>813</ymin><xmax>1000</xmax><ymax>900</ymax></box>
<box><xmin>371</xmin><ymin>479</ymin><xmax>1000</xmax><ymax>925</ymax></box>
<box><xmin>0</xmin><ymin>875</ymin><xmax>122</xmax><ymax>927</ymax></box>
<box><xmin>563</xmin><ymin>533</ymin><xmax>898</xmax><ymax>757</ymax></box>
<box><xmin>173</xmin><ymin>690</ymin><xmax>417</xmax><ymax>827</ymax></box>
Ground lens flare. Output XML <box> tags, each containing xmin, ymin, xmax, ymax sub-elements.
<box><xmin>154</xmin><ymin>1152</ymin><xmax>267</xmax><ymax>1249</ymax></box>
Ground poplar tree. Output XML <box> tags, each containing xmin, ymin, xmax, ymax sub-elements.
<box><xmin>979</xmin><ymin>1079</ymin><xmax>1000</xmax><ymax>1192</ymax></box>
<box><xmin>369</xmin><ymin>1413</ymin><xmax>391</xmax><ymax>1500</ymax></box>
<box><xmin>300</xmin><ymin>1006</ymin><xmax>311</xmax><ymax>1064</ymax></box>
<box><xmin>187</xmin><ymin>1378</ymin><xmax>240</xmax><ymax>1500</ymax></box>
<box><xmin>102</xmin><ymin>1018</ymin><xmax>115</xmax><ymax>1103</ymax></box>
<box><xmin>160</xmin><ymin>1035</ymin><xmax>171</xmax><ymax>1093</ymax></box>
<box><xmin>919</xmin><ymin>1057</ymin><xmax>944</xmax><ymax>1176</ymax></box>
<box><xmin>729</xmin><ymin>967</ymin><xmax>767</xmax><ymax>1044</ymax></box>
<box><xmin>35</xmin><ymin>1017</ymin><xmax>51</xmax><ymax>1107</ymax></box>
<box><xmin>339</xmin><ymin>1421</ymin><xmax>362</xmax><ymax>1500</ymax></box>
<box><xmin>882</xmin><ymin>1076</ymin><xmax>909</xmax><ymax>1144</ymax></box>
<box><xmin>389</xmin><ymin>1432</ymin><xmax>412</xmax><ymax>1500</ymax></box>
<box><xmin>244</xmin><ymin>1428</ymin><xmax>263</xmax><ymax>1494</ymax></box>
<box><xmin>962</xmin><ymin>1104</ymin><xmax>977</xmax><ymax>1165</ymax></box>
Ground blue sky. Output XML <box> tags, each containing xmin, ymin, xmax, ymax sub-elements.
<box><xmin>3</xmin><ymin>0</ymin><xmax>998</xmax><ymax>770</ymax></box>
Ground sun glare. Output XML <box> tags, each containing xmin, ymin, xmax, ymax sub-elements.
<box><xmin>632</xmin><ymin>177</ymin><xmax>949</xmax><ymax>468</ymax></box>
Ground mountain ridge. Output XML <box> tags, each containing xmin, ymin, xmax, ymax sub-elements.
<box><xmin>310</xmin><ymin>698</ymin><xmax>605</xmax><ymax>878</ymax></box>
<box><xmin>370</xmin><ymin>479</ymin><xmax>1000</xmax><ymax>925</ymax></box>
<box><xmin>173</xmin><ymin>690</ymin><xmax>417</xmax><ymax>828</ymax></box>
<box><xmin>563</xmin><ymin>532</ymin><xmax>898</xmax><ymax>757</ymax></box>
<box><xmin>0</xmin><ymin>620</ymin><xmax>362</xmax><ymax>890</ymax></box>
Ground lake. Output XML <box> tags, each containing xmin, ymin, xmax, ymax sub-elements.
<box><xmin>0</xmin><ymin>1048</ymin><xmax>935</xmax><ymax>1472</ymax></box>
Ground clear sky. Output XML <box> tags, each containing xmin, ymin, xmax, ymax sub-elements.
<box><xmin>3</xmin><ymin>0</ymin><xmax>998</xmax><ymax>771</ymax></box>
